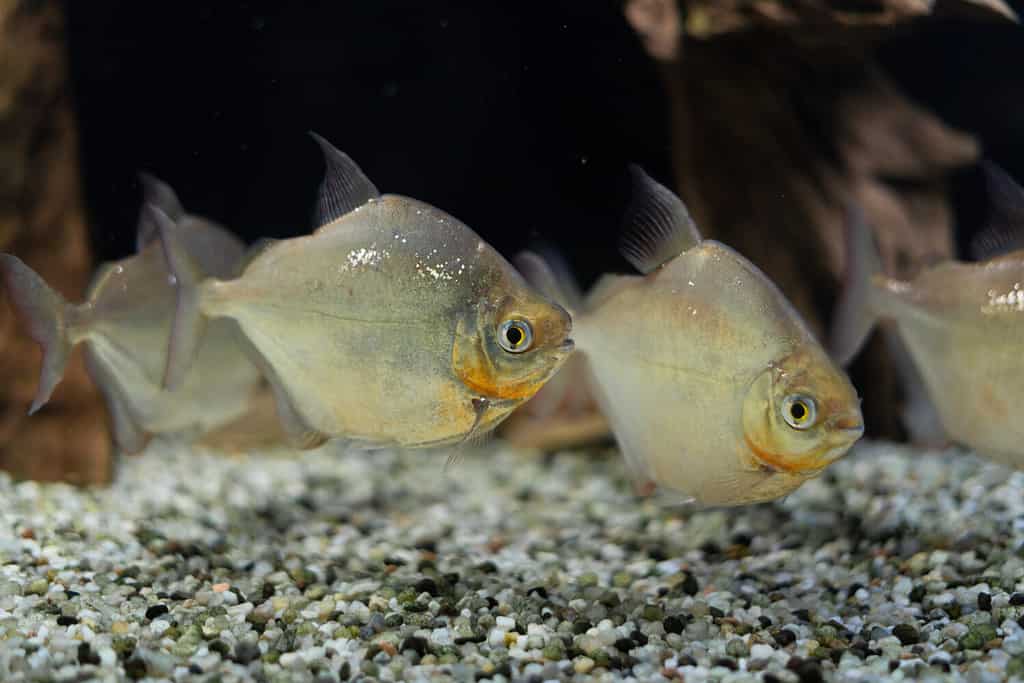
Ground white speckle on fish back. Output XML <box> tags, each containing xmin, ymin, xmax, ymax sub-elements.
<box><xmin>338</xmin><ymin>244</ymin><xmax>390</xmax><ymax>273</ymax></box>
<box><xmin>983</xmin><ymin>282</ymin><xmax>1024</xmax><ymax>314</ymax></box>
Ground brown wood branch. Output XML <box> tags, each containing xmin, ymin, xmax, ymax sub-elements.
<box><xmin>0</xmin><ymin>0</ymin><xmax>112</xmax><ymax>484</ymax></box>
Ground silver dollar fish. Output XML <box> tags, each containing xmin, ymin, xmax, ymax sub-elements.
<box><xmin>832</xmin><ymin>162</ymin><xmax>1024</xmax><ymax>467</ymax></box>
<box><xmin>520</xmin><ymin>167</ymin><xmax>864</xmax><ymax>506</ymax></box>
<box><xmin>156</xmin><ymin>133</ymin><xmax>574</xmax><ymax>450</ymax></box>
<box><xmin>0</xmin><ymin>177</ymin><xmax>261</xmax><ymax>454</ymax></box>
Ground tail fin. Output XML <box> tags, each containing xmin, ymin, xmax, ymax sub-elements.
<box><xmin>148</xmin><ymin>205</ymin><xmax>208</xmax><ymax>390</ymax></box>
<box><xmin>830</xmin><ymin>205</ymin><xmax>883</xmax><ymax>366</ymax></box>
<box><xmin>0</xmin><ymin>255</ymin><xmax>77</xmax><ymax>414</ymax></box>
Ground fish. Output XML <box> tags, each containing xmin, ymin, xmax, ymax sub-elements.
<box><xmin>831</xmin><ymin>161</ymin><xmax>1024</xmax><ymax>467</ymax></box>
<box><xmin>154</xmin><ymin>132</ymin><xmax>574</xmax><ymax>451</ymax></box>
<box><xmin>518</xmin><ymin>167</ymin><xmax>863</xmax><ymax>506</ymax></box>
<box><xmin>0</xmin><ymin>175</ymin><xmax>262</xmax><ymax>454</ymax></box>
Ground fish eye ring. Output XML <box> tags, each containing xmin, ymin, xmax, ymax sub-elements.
<box><xmin>498</xmin><ymin>319</ymin><xmax>533</xmax><ymax>353</ymax></box>
<box><xmin>782</xmin><ymin>394</ymin><xmax>816</xmax><ymax>430</ymax></box>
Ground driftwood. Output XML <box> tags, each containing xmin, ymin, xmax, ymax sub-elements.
<box><xmin>0</xmin><ymin>0</ymin><xmax>112</xmax><ymax>483</ymax></box>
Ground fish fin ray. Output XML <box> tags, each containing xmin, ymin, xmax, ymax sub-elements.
<box><xmin>136</xmin><ymin>172</ymin><xmax>185</xmax><ymax>252</ymax></box>
<box><xmin>830</xmin><ymin>204</ymin><xmax>883</xmax><ymax>366</ymax></box>
<box><xmin>0</xmin><ymin>254</ymin><xmax>79</xmax><ymax>414</ymax></box>
<box><xmin>619</xmin><ymin>165</ymin><xmax>701</xmax><ymax>274</ymax></box>
<box><xmin>309</xmin><ymin>132</ymin><xmax>380</xmax><ymax>228</ymax></box>
<box><xmin>151</xmin><ymin>205</ymin><xmax>209</xmax><ymax>390</ymax></box>
<box><xmin>970</xmin><ymin>161</ymin><xmax>1024</xmax><ymax>261</ymax></box>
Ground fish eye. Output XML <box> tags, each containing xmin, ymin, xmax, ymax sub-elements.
<box><xmin>782</xmin><ymin>394</ymin><xmax>816</xmax><ymax>430</ymax></box>
<box><xmin>498</xmin><ymin>319</ymin><xmax>533</xmax><ymax>353</ymax></box>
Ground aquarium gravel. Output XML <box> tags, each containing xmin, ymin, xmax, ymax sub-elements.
<box><xmin>1</xmin><ymin>441</ymin><xmax>1023</xmax><ymax>682</ymax></box>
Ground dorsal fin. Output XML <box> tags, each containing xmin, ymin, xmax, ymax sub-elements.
<box><xmin>619</xmin><ymin>165</ymin><xmax>702</xmax><ymax>274</ymax></box>
<box><xmin>514</xmin><ymin>248</ymin><xmax>582</xmax><ymax>315</ymax></box>
<box><xmin>970</xmin><ymin>160</ymin><xmax>1024</xmax><ymax>261</ymax></box>
<box><xmin>309</xmin><ymin>131</ymin><xmax>380</xmax><ymax>228</ymax></box>
<box><xmin>136</xmin><ymin>172</ymin><xmax>185</xmax><ymax>252</ymax></box>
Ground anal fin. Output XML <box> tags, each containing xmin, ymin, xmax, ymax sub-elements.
<box><xmin>232</xmin><ymin>331</ymin><xmax>329</xmax><ymax>451</ymax></box>
<box><xmin>83</xmin><ymin>348</ymin><xmax>150</xmax><ymax>455</ymax></box>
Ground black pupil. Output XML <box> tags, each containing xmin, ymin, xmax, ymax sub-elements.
<box><xmin>790</xmin><ymin>403</ymin><xmax>806</xmax><ymax>420</ymax></box>
<box><xmin>506</xmin><ymin>326</ymin><xmax>523</xmax><ymax>345</ymax></box>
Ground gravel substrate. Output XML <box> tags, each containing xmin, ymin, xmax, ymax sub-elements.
<box><xmin>1</xmin><ymin>439</ymin><xmax>1023</xmax><ymax>682</ymax></box>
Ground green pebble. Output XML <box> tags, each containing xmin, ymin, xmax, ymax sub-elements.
<box><xmin>281</xmin><ymin>608</ymin><xmax>300</xmax><ymax>625</ymax></box>
<box><xmin>1007</xmin><ymin>656</ymin><xmax>1024</xmax><ymax>678</ymax></box>
<box><xmin>296</xmin><ymin>622</ymin><xmax>317</xmax><ymax>637</ymax></box>
<box><xmin>641</xmin><ymin>605</ymin><xmax>664</xmax><ymax>621</ymax></box>
<box><xmin>960</xmin><ymin>624</ymin><xmax>999</xmax><ymax>650</ymax></box>
<box><xmin>25</xmin><ymin>579</ymin><xmax>48</xmax><ymax>596</ymax></box>
<box><xmin>815</xmin><ymin>625</ymin><xmax>838</xmax><ymax>642</ymax></box>
<box><xmin>578</xmin><ymin>573</ymin><xmax>599</xmax><ymax>588</ymax></box>
<box><xmin>591</xmin><ymin>649</ymin><xmax>611</xmax><ymax>667</ymax></box>
<box><xmin>726</xmin><ymin>639</ymin><xmax>749</xmax><ymax>658</ymax></box>
<box><xmin>262</xmin><ymin>650</ymin><xmax>280</xmax><ymax>664</ymax></box>
<box><xmin>111</xmin><ymin>636</ymin><xmax>136</xmax><ymax>657</ymax></box>
<box><xmin>384</xmin><ymin>613</ymin><xmax>404</xmax><ymax>628</ymax></box>
<box><xmin>612</xmin><ymin>572</ymin><xmax>633</xmax><ymax>588</ymax></box>
<box><xmin>543</xmin><ymin>642</ymin><xmax>565</xmax><ymax>660</ymax></box>
<box><xmin>304</xmin><ymin>584</ymin><xmax>328</xmax><ymax>600</ymax></box>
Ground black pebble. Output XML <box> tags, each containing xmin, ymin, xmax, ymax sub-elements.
<box><xmin>400</xmin><ymin>636</ymin><xmax>429</xmax><ymax>656</ymax></box>
<box><xmin>57</xmin><ymin>615</ymin><xmax>79</xmax><ymax>626</ymax></box>
<box><xmin>893</xmin><ymin>624</ymin><xmax>920</xmax><ymax>645</ymax></box>
<box><xmin>763</xmin><ymin>675</ymin><xmax>782</xmax><ymax>683</ymax></box>
<box><xmin>65</xmin><ymin>590</ymin><xmax>79</xmax><ymax>599</ymax></box>
<box><xmin>614</xmin><ymin>638</ymin><xmax>635</xmax><ymax>652</ymax></box>
<box><xmin>573</xmin><ymin>620</ymin><xmax>592</xmax><ymax>634</ymax></box>
<box><xmin>930</xmin><ymin>658</ymin><xmax>951</xmax><ymax>672</ymax></box>
<box><xmin>663</xmin><ymin>616</ymin><xmax>686</xmax><ymax>634</ymax></box>
<box><xmin>189</xmin><ymin>663</ymin><xmax>203</xmax><ymax>675</ymax></box>
<box><xmin>713</xmin><ymin>657</ymin><xmax>737</xmax><ymax>671</ymax></box>
<box><xmin>793</xmin><ymin>609</ymin><xmax>811</xmax><ymax>622</ymax></box>
<box><xmin>681</xmin><ymin>572</ymin><xmax>699</xmax><ymax>596</ymax></box>
<box><xmin>978</xmin><ymin>592</ymin><xmax>992</xmax><ymax>611</ymax></box>
<box><xmin>909</xmin><ymin>585</ymin><xmax>926</xmax><ymax>603</ymax></box>
<box><xmin>788</xmin><ymin>658</ymin><xmax>824</xmax><ymax>683</ymax></box>
<box><xmin>774</xmin><ymin>629</ymin><xmax>797</xmax><ymax>647</ymax></box>
<box><xmin>209</xmin><ymin>639</ymin><xmax>230</xmax><ymax>657</ymax></box>
<box><xmin>77</xmin><ymin>642</ymin><xmax>100</xmax><ymax>666</ymax></box>
<box><xmin>527</xmin><ymin>586</ymin><xmax>548</xmax><ymax>599</ymax></box>
<box><xmin>889</xmin><ymin>660</ymin><xmax>900</xmax><ymax>672</ymax></box>
<box><xmin>124</xmin><ymin>657</ymin><xmax>148</xmax><ymax>680</ymax></box>
<box><xmin>233</xmin><ymin>641</ymin><xmax>261</xmax><ymax>665</ymax></box>
<box><xmin>677</xmin><ymin>655</ymin><xmax>697</xmax><ymax>666</ymax></box>
<box><xmin>1011</xmin><ymin>593</ymin><xmax>1024</xmax><ymax>606</ymax></box>
<box><xmin>413</xmin><ymin>578</ymin><xmax>438</xmax><ymax>596</ymax></box>
<box><xmin>144</xmin><ymin>604</ymin><xmax>169</xmax><ymax>620</ymax></box>
<box><xmin>709</xmin><ymin>606</ymin><xmax>724</xmax><ymax>619</ymax></box>
<box><xmin>758</xmin><ymin>616</ymin><xmax>773</xmax><ymax>628</ymax></box>
<box><xmin>476</xmin><ymin>561</ymin><xmax>498</xmax><ymax>574</ymax></box>
<box><xmin>630</xmin><ymin>629</ymin><xmax>648</xmax><ymax>646</ymax></box>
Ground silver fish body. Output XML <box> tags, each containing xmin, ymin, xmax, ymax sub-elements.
<box><xmin>157</xmin><ymin>134</ymin><xmax>573</xmax><ymax>450</ymax></box>
<box><xmin>833</xmin><ymin>167</ymin><xmax>1024</xmax><ymax>466</ymax></box>
<box><xmin>521</xmin><ymin>168</ymin><xmax>863</xmax><ymax>506</ymax></box>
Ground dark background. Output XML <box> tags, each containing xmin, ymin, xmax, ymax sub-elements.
<box><xmin>65</xmin><ymin>1</ymin><xmax>1024</xmax><ymax>287</ymax></box>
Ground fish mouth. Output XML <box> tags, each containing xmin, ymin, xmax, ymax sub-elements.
<box><xmin>557</xmin><ymin>339</ymin><xmax>575</xmax><ymax>354</ymax></box>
